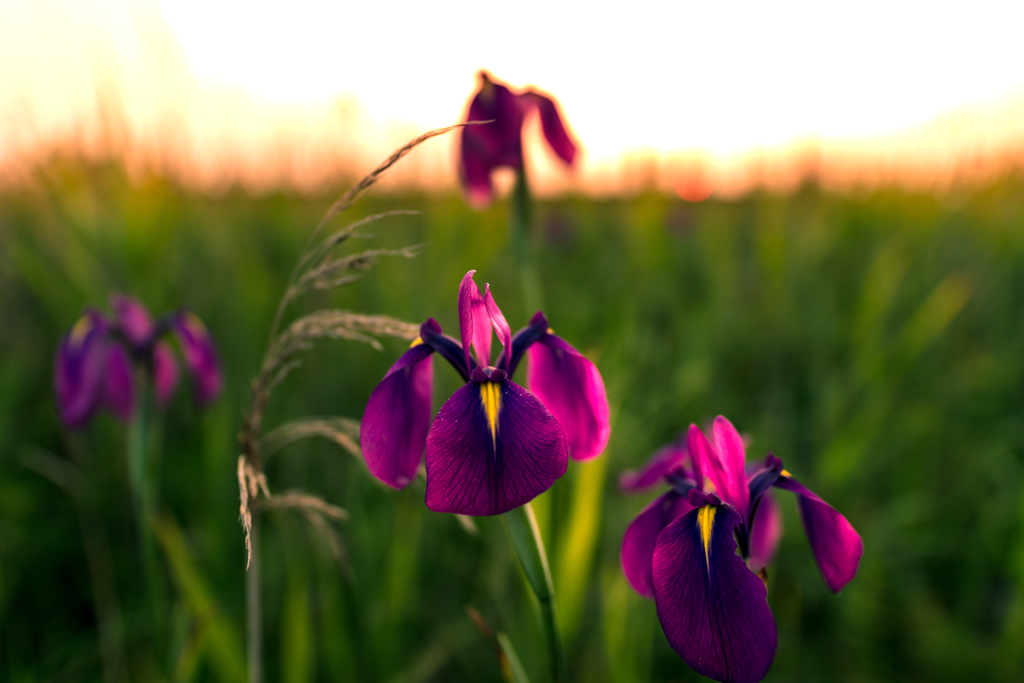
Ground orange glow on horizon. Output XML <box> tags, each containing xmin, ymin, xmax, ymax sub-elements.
<box><xmin>2</xmin><ymin>0</ymin><xmax>1024</xmax><ymax>196</ymax></box>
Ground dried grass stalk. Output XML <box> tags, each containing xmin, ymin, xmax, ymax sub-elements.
<box><xmin>259</xmin><ymin>491</ymin><xmax>348</xmax><ymax>521</ymax></box>
<box><xmin>261</xmin><ymin>416</ymin><xmax>362</xmax><ymax>459</ymax></box>
<box><xmin>286</xmin><ymin>244</ymin><xmax>423</xmax><ymax>304</ymax></box>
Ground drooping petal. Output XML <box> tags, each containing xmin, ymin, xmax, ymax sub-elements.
<box><xmin>425</xmin><ymin>379</ymin><xmax>567</xmax><ymax>516</ymax></box>
<box><xmin>520</xmin><ymin>90</ymin><xmax>577</xmax><ymax>165</ymax></box>
<box><xmin>621</xmin><ymin>490</ymin><xmax>693</xmax><ymax>598</ymax></box>
<box><xmin>458</xmin><ymin>271</ymin><xmax>492</xmax><ymax>369</ymax></box>
<box><xmin>526</xmin><ymin>332</ymin><xmax>610</xmax><ymax>461</ymax></box>
<box><xmin>653</xmin><ymin>503</ymin><xmax>777</xmax><ymax>683</ymax></box>
<box><xmin>774</xmin><ymin>474</ymin><xmax>863</xmax><ymax>593</ymax></box>
<box><xmin>360</xmin><ymin>343</ymin><xmax>434</xmax><ymax>489</ymax></box>
<box><xmin>153</xmin><ymin>341</ymin><xmax>179</xmax><ymax>407</ymax></box>
<box><xmin>459</xmin><ymin>143</ymin><xmax>496</xmax><ymax>208</ymax></box>
<box><xmin>619</xmin><ymin>441</ymin><xmax>691</xmax><ymax>492</ymax></box>
<box><xmin>173</xmin><ymin>311</ymin><xmax>222</xmax><ymax>406</ymax></box>
<box><xmin>483</xmin><ymin>283</ymin><xmax>511</xmax><ymax>369</ymax></box>
<box><xmin>110</xmin><ymin>292</ymin><xmax>155</xmax><ymax>350</ymax></box>
<box><xmin>747</xmin><ymin>492</ymin><xmax>783</xmax><ymax>573</ymax></box>
<box><xmin>103</xmin><ymin>343</ymin><xmax>135</xmax><ymax>421</ymax></box>
<box><xmin>54</xmin><ymin>312</ymin><xmax>109</xmax><ymax>429</ymax></box>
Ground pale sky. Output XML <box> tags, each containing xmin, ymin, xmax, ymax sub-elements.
<box><xmin>2</xmin><ymin>0</ymin><xmax>1024</xmax><ymax>192</ymax></box>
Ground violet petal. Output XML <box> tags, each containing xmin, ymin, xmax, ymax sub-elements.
<box><xmin>54</xmin><ymin>313</ymin><xmax>109</xmax><ymax>429</ymax></box>
<box><xmin>103</xmin><ymin>343</ymin><xmax>135</xmax><ymax>421</ymax></box>
<box><xmin>621</xmin><ymin>490</ymin><xmax>693</xmax><ymax>598</ymax></box>
<box><xmin>747</xmin><ymin>492</ymin><xmax>783</xmax><ymax>573</ymax></box>
<box><xmin>526</xmin><ymin>332</ymin><xmax>610</xmax><ymax>461</ymax></box>
<box><xmin>173</xmin><ymin>311</ymin><xmax>223</xmax><ymax>406</ymax></box>
<box><xmin>653</xmin><ymin>504</ymin><xmax>777</xmax><ymax>683</ymax></box>
<box><xmin>360</xmin><ymin>343</ymin><xmax>434</xmax><ymax>489</ymax></box>
<box><xmin>619</xmin><ymin>441</ymin><xmax>691</xmax><ymax>492</ymax></box>
<box><xmin>425</xmin><ymin>379</ymin><xmax>567</xmax><ymax>516</ymax></box>
<box><xmin>774</xmin><ymin>474</ymin><xmax>863</xmax><ymax>593</ymax></box>
<box><xmin>110</xmin><ymin>293</ymin><xmax>155</xmax><ymax>350</ymax></box>
<box><xmin>153</xmin><ymin>340</ymin><xmax>179</xmax><ymax>407</ymax></box>
<box><xmin>520</xmin><ymin>90</ymin><xmax>577</xmax><ymax>165</ymax></box>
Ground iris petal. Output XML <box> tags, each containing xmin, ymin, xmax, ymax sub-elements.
<box><xmin>520</xmin><ymin>91</ymin><xmax>577</xmax><ymax>165</ymax></box>
<box><xmin>774</xmin><ymin>475</ymin><xmax>863</xmax><ymax>593</ymax></box>
<box><xmin>361</xmin><ymin>344</ymin><xmax>434</xmax><ymax>489</ymax></box>
<box><xmin>483</xmin><ymin>284</ymin><xmax>511</xmax><ymax>370</ymax></box>
<box><xmin>173</xmin><ymin>312</ymin><xmax>222</xmax><ymax>406</ymax></box>
<box><xmin>153</xmin><ymin>341</ymin><xmax>179</xmax><ymax>406</ymax></box>
<box><xmin>54</xmin><ymin>313</ymin><xmax>109</xmax><ymax>428</ymax></box>
<box><xmin>688</xmin><ymin>420</ymin><xmax>749</xmax><ymax>513</ymax></box>
<box><xmin>653</xmin><ymin>504</ymin><xmax>777</xmax><ymax>683</ymax></box>
<box><xmin>458</xmin><ymin>271</ymin><xmax>492</xmax><ymax>369</ymax></box>
<box><xmin>747</xmin><ymin>492</ymin><xmax>783</xmax><ymax>573</ymax></box>
<box><xmin>110</xmin><ymin>293</ymin><xmax>155</xmax><ymax>350</ymax></box>
<box><xmin>619</xmin><ymin>441</ymin><xmax>690</xmax><ymax>492</ymax></box>
<box><xmin>526</xmin><ymin>333</ymin><xmax>610</xmax><ymax>461</ymax></box>
<box><xmin>459</xmin><ymin>74</ymin><xmax>525</xmax><ymax>206</ymax></box>
<box><xmin>425</xmin><ymin>379</ymin><xmax>567</xmax><ymax>516</ymax></box>
<box><xmin>621</xmin><ymin>490</ymin><xmax>693</xmax><ymax>598</ymax></box>
<box><xmin>103</xmin><ymin>343</ymin><xmax>135</xmax><ymax>421</ymax></box>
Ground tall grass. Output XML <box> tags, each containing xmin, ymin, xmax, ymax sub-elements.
<box><xmin>2</xmin><ymin>158</ymin><xmax>1023</xmax><ymax>681</ymax></box>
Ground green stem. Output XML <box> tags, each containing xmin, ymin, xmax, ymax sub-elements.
<box><xmin>503</xmin><ymin>502</ymin><xmax>564</xmax><ymax>683</ymax></box>
<box><xmin>510</xmin><ymin>167</ymin><xmax>544</xmax><ymax>314</ymax></box>
<box><xmin>126</xmin><ymin>385</ymin><xmax>167</xmax><ymax>662</ymax></box>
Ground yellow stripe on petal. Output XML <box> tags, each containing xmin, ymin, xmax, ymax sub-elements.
<box><xmin>697</xmin><ymin>505</ymin><xmax>717</xmax><ymax>573</ymax></box>
<box><xmin>780</xmin><ymin>469</ymin><xmax>792</xmax><ymax>478</ymax></box>
<box><xmin>479</xmin><ymin>382</ymin><xmax>502</xmax><ymax>448</ymax></box>
<box><xmin>409</xmin><ymin>336</ymin><xmax>423</xmax><ymax>348</ymax></box>
<box><xmin>69</xmin><ymin>315</ymin><xmax>93</xmax><ymax>348</ymax></box>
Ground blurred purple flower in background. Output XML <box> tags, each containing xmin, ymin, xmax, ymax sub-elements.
<box><xmin>619</xmin><ymin>417</ymin><xmax>862</xmax><ymax>683</ymax></box>
<box><xmin>460</xmin><ymin>71</ymin><xmax>578</xmax><ymax>208</ymax></box>
<box><xmin>361</xmin><ymin>270</ymin><xmax>609</xmax><ymax>515</ymax></box>
<box><xmin>54</xmin><ymin>293</ymin><xmax>222</xmax><ymax>428</ymax></box>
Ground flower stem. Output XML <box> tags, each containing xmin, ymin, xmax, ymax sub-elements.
<box><xmin>504</xmin><ymin>502</ymin><xmax>565</xmax><ymax>683</ymax></box>
<box><xmin>126</xmin><ymin>386</ymin><xmax>167</xmax><ymax>662</ymax></box>
<box><xmin>510</xmin><ymin>167</ymin><xmax>544</xmax><ymax>314</ymax></box>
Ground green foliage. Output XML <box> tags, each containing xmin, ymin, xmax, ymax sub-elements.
<box><xmin>2</xmin><ymin>158</ymin><xmax>1023</xmax><ymax>681</ymax></box>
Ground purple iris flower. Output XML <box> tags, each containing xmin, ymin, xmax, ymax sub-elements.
<box><xmin>619</xmin><ymin>417</ymin><xmax>863</xmax><ymax>683</ymax></box>
<box><xmin>54</xmin><ymin>293</ymin><xmax>222</xmax><ymax>428</ymax></box>
<box><xmin>360</xmin><ymin>270</ymin><xmax>610</xmax><ymax>515</ymax></box>
<box><xmin>460</xmin><ymin>71</ymin><xmax>578</xmax><ymax>208</ymax></box>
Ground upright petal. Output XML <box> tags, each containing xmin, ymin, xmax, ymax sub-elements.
<box><xmin>425</xmin><ymin>379</ymin><xmax>567</xmax><ymax>516</ymax></box>
<box><xmin>483</xmin><ymin>284</ymin><xmax>511</xmax><ymax>370</ymax></box>
<box><xmin>685</xmin><ymin>424</ymin><xmax>711</xmax><ymax>493</ymax></box>
<box><xmin>110</xmin><ymin>293</ymin><xmax>155</xmax><ymax>350</ymax></box>
<box><xmin>526</xmin><ymin>332</ymin><xmax>610</xmax><ymax>461</ymax></box>
<box><xmin>712</xmin><ymin>417</ymin><xmax>750</xmax><ymax>513</ymax></box>
<box><xmin>520</xmin><ymin>90</ymin><xmax>578</xmax><ymax>165</ymax></box>
<box><xmin>360</xmin><ymin>343</ymin><xmax>434</xmax><ymax>489</ymax></box>
<box><xmin>774</xmin><ymin>475</ymin><xmax>863</xmax><ymax>593</ymax></box>
<box><xmin>653</xmin><ymin>504</ymin><xmax>777</xmax><ymax>683</ymax></box>
<box><xmin>153</xmin><ymin>341</ymin><xmax>180</xmax><ymax>407</ymax></box>
<box><xmin>173</xmin><ymin>311</ymin><xmax>223</xmax><ymax>406</ymax></box>
<box><xmin>621</xmin><ymin>490</ymin><xmax>693</xmax><ymax>598</ymax></box>
<box><xmin>103</xmin><ymin>343</ymin><xmax>135</xmax><ymax>421</ymax></box>
<box><xmin>458</xmin><ymin>271</ymin><xmax>492</xmax><ymax>369</ymax></box>
<box><xmin>746</xmin><ymin>492</ymin><xmax>783</xmax><ymax>573</ymax></box>
<box><xmin>619</xmin><ymin>441</ymin><xmax>691</xmax><ymax>493</ymax></box>
<box><xmin>54</xmin><ymin>313</ymin><xmax>109</xmax><ymax>428</ymax></box>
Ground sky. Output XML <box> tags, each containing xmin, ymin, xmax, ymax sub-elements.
<box><xmin>2</xmin><ymin>0</ymin><xmax>1024</xmax><ymax>194</ymax></box>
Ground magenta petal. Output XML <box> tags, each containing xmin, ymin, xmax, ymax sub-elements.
<box><xmin>526</xmin><ymin>333</ymin><xmax>610</xmax><ymax>461</ymax></box>
<box><xmin>459</xmin><ymin>141</ymin><xmax>496</xmax><ymax>208</ymax></box>
<box><xmin>458</xmin><ymin>271</ymin><xmax>491</xmax><ymax>369</ymax></box>
<box><xmin>619</xmin><ymin>442</ymin><xmax>690</xmax><ymax>492</ymax></box>
<box><xmin>747</xmin><ymin>492</ymin><xmax>783</xmax><ymax>572</ymax></box>
<box><xmin>424</xmin><ymin>379</ymin><xmax>567</xmax><ymax>516</ymax></box>
<box><xmin>711</xmin><ymin>416</ymin><xmax>750</xmax><ymax>514</ymax></box>
<box><xmin>621</xmin><ymin>490</ymin><xmax>693</xmax><ymax>598</ymax></box>
<box><xmin>103</xmin><ymin>343</ymin><xmax>135</xmax><ymax>421</ymax></box>
<box><xmin>360</xmin><ymin>344</ymin><xmax>434</xmax><ymax>489</ymax></box>
<box><xmin>653</xmin><ymin>504</ymin><xmax>777</xmax><ymax>683</ymax></box>
<box><xmin>774</xmin><ymin>475</ymin><xmax>863</xmax><ymax>593</ymax></box>
<box><xmin>459</xmin><ymin>74</ymin><xmax>525</xmax><ymax>207</ymax></box>
<box><xmin>483</xmin><ymin>284</ymin><xmax>511</xmax><ymax>370</ymax></box>
<box><xmin>521</xmin><ymin>90</ymin><xmax>578</xmax><ymax>165</ymax></box>
<box><xmin>54</xmin><ymin>313</ymin><xmax>109</xmax><ymax>429</ymax></box>
<box><xmin>110</xmin><ymin>292</ymin><xmax>155</xmax><ymax>350</ymax></box>
<box><xmin>153</xmin><ymin>341</ymin><xmax>179</xmax><ymax>407</ymax></box>
<box><xmin>173</xmin><ymin>312</ymin><xmax>222</xmax><ymax>406</ymax></box>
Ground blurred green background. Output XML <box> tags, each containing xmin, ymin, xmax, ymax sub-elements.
<box><xmin>2</xmin><ymin>155</ymin><xmax>1024</xmax><ymax>682</ymax></box>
